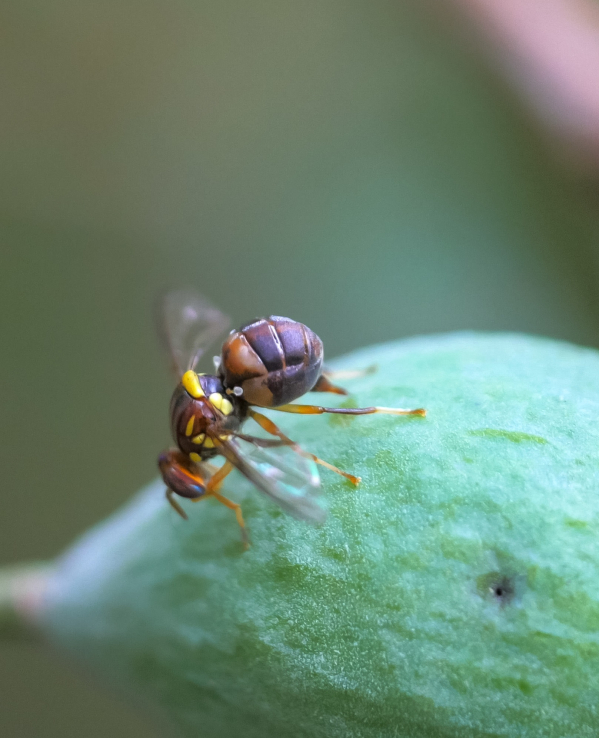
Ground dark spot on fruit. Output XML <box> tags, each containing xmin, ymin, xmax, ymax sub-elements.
<box><xmin>476</xmin><ymin>572</ymin><xmax>517</xmax><ymax>605</ymax></box>
<box><xmin>492</xmin><ymin>579</ymin><xmax>513</xmax><ymax>599</ymax></box>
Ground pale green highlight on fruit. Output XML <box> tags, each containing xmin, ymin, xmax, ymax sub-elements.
<box><xmin>467</xmin><ymin>429</ymin><xmax>548</xmax><ymax>444</ymax></box>
<box><xmin>42</xmin><ymin>334</ymin><xmax>599</xmax><ymax>737</ymax></box>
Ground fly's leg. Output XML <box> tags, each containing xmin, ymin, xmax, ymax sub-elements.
<box><xmin>212</xmin><ymin>491</ymin><xmax>248</xmax><ymax>549</ymax></box>
<box><xmin>236</xmin><ymin>429</ymin><xmax>355</xmax><ymax>481</ymax></box>
<box><xmin>310</xmin><ymin>374</ymin><xmax>347</xmax><ymax>396</ymax></box>
<box><xmin>204</xmin><ymin>458</ymin><xmax>234</xmax><ymax>494</ymax></box>
<box><xmin>325</xmin><ymin>365</ymin><xmax>377</xmax><ymax>380</ymax></box>
<box><xmin>248</xmin><ymin>409</ymin><xmax>360</xmax><ymax>484</ymax></box>
<box><xmin>166</xmin><ymin>488</ymin><xmax>189</xmax><ymax>520</ymax></box>
<box><xmin>193</xmin><ymin>460</ymin><xmax>249</xmax><ymax>548</ymax></box>
<box><xmin>311</xmin><ymin>365</ymin><xmax>378</xmax><ymax>395</ymax></box>
<box><xmin>233</xmin><ymin>432</ymin><xmax>287</xmax><ymax>448</ymax></box>
<box><xmin>271</xmin><ymin>404</ymin><xmax>426</xmax><ymax>417</ymax></box>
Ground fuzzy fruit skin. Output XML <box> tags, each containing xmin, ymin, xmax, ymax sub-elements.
<box><xmin>43</xmin><ymin>333</ymin><xmax>599</xmax><ymax>737</ymax></box>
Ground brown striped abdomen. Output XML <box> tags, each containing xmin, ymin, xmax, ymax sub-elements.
<box><xmin>219</xmin><ymin>316</ymin><xmax>323</xmax><ymax>407</ymax></box>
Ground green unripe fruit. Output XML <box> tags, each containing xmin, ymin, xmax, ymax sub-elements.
<box><xmin>42</xmin><ymin>334</ymin><xmax>599</xmax><ymax>737</ymax></box>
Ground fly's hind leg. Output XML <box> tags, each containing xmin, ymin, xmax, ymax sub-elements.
<box><xmin>311</xmin><ymin>374</ymin><xmax>348</xmax><ymax>396</ymax></box>
<box><xmin>312</xmin><ymin>365</ymin><xmax>378</xmax><ymax>396</ymax></box>
<box><xmin>248</xmin><ymin>409</ymin><xmax>361</xmax><ymax>484</ymax></box>
<box><xmin>271</xmin><ymin>403</ymin><xmax>426</xmax><ymax>418</ymax></box>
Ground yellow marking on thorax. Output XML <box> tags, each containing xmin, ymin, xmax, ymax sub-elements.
<box><xmin>189</xmin><ymin>451</ymin><xmax>202</xmax><ymax>463</ymax></box>
<box><xmin>182</xmin><ymin>370</ymin><xmax>205</xmax><ymax>398</ymax></box>
<box><xmin>209</xmin><ymin>392</ymin><xmax>223</xmax><ymax>410</ymax></box>
<box><xmin>185</xmin><ymin>416</ymin><xmax>195</xmax><ymax>437</ymax></box>
<box><xmin>209</xmin><ymin>392</ymin><xmax>233</xmax><ymax>416</ymax></box>
<box><xmin>204</xmin><ymin>434</ymin><xmax>232</xmax><ymax>449</ymax></box>
<box><xmin>192</xmin><ymin>433</ymin><xmax>205</xmax><ymax>445</ymax></box>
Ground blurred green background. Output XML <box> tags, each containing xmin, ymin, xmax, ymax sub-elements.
<box><xmin>2</xmin><ymin>1</ymin><xmax>599</xmax><ymax>736</ymax></box>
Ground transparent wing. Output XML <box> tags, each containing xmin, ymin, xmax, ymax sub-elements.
<box><xmin>157</xmin><ymin>289</ymin><xmax>231</xmax><ymax>377</ymax></box>
<box><xmin>219</xmin><ymin>439</ymin><xmax>326</xmax><ymax>525</ymax></box>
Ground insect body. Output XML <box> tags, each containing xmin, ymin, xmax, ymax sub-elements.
<box><xmin>220</xmin><ymin>316</ymin><xmax>324</xmax><ymax>407</ymax></box>
<box><xmin>169</xmin><ymin>373</ymin><xmax>245</xmax><ymax>459</ymax></box>
<box><xmin>157</xmin><ymin>290</ymin><xmax>425</xmax><ymax>547</ymax></box>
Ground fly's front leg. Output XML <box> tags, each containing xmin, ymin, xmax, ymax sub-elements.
<box><xmin>248</xmin><ymin>409</ymin><xmax>361</xmax><ymax>484</ymax></box>
<box><xmin>166</xmin><ymin>488</ymin><xmax>189</xmax><ymax>520</ymax></box>
<box><xmin>203</xmin><ymin>458</ymin><xmax>234</xmax><ymax>494</ymax></box>
<box><xmin>212</xmin><ymin>491</ymin><xmax>249</xmax><ymax>549</ymax></box>
<box><xmin>196</xmin><ymin>460</ymin><xmax>249</xmax><ymax>548</ymax></box>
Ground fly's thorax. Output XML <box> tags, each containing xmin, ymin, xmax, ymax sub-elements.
<box><xmin>219</xmin><ymin>316</ymin><xmax>323</xmax><ymax>407</ymax></box>
<box><xmin>169</xmin><ymin>383</ymin><xmax>212</xmax><ymax>445</ymax></box>
<box><xmin>170</xmin><ymin>373</ymin><xmax>247</xmax><ymax>461</ymax></box>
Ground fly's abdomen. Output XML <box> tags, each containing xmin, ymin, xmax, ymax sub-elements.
<box><xmin>220</xmin><ymin>316</ymin><xmax>323</xmax><ymax>407</ymax></box>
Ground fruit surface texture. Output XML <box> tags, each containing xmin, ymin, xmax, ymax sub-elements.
<box><xmin>45</xmin><ymin>333</ymin><xmax>599</xmax><ymax>737</ymax></box>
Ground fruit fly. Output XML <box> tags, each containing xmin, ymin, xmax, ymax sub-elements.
<box><xmin>157</xmin><ymin>289</ymin><xmax>426</xmax><ymax>546</ymax></box>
